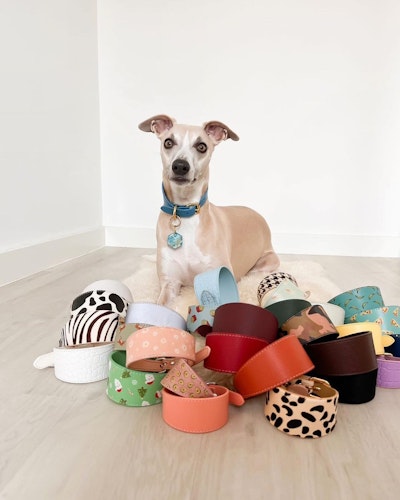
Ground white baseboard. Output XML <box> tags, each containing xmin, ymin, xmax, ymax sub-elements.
<box><xmin>274</xmin><ymin>233</ymin><xmax>400</xmax><ymax>258</ymax></box>
<box><xmin>0</xmin><ymin>228</ymin><xmax>105</xmax><ymax>287</ymax></box>
<box><xmin>105</xmin><ymin>226</ymin><xmax>400</xmax><ymax>258</ymax></box>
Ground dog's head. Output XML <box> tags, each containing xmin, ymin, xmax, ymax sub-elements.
<box><xmin>138</xmin><ymin>115</ymin><xmax>239</xmax><ymax>198</ymax></box>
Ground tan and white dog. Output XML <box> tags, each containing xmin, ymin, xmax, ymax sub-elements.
<box><xmin>138</xmin><ymin>114</ymin><xmax>280</xmax><ymax>307</ymax></box>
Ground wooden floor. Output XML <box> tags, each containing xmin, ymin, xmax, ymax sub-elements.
<box><xmin>1</xmin><ymin>247</ymin><xmax>400</xmax><ymax>500</ymax></box>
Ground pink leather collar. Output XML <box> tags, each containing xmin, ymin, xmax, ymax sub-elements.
<box><xmin>125</xmin><ymin>326</ymin><xmax>210</xmax><ymax>372</ymax></box>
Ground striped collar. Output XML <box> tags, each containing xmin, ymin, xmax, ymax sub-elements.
<box><xmin>160</xmin><ymin>184</ymin><xmax>208</xmax><ymax>217</ymax></box>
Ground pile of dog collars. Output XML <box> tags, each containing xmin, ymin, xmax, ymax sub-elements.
<box><xmin>34</xmin><ymin>269</ymin><xmax>400</xmax><ymax>438</ymax></box>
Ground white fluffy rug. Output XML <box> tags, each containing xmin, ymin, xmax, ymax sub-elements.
<box><xmin>123</xmin><ymin>254</ymin><xmax>341</xmax><ymax>386</ymax></box>
<box><xmin>123</xmin><ymin>254</ymin><xmax>341</xmax><ymax>318</ymax></box>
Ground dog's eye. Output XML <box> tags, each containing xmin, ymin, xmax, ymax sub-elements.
<box><xmin>164</xmin><ymin>139</ymin><xmax>174</xmax><ymax>149</ymax></box>
<box><xmin>196</xmin><ymin>143</ymin><xmax>207</xmax><ymax>153</ymax></box>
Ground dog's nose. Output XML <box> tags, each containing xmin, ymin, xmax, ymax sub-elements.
<box><xmin>172</xmin><ymin>159</ymin><xmax>190</xmax><ymax>176</ymax></box>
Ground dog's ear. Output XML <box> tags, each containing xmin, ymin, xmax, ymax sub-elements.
<box><xmin>203</xmin><ymin>121</ymin><xmax>239</xmax><ymax>144</ymax></box>
<box><xmin>138</xmin><ymin>115</ymin><xmax>175</xmax><ymax>137</ymax></box>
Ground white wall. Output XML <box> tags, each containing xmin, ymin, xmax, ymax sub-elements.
<box><xmin>1</xmin><ymin>0</ymin><xmax>399</xmax><ymax>287</ymax></box>
<box><xmin>98</xmin><ymin>0</ymin><xmax>400</xmax><ymax>257</ymax></box>
<box><xmin>0</xmin><ymin>0</ymin><xmax>104</xmax><ymax>284</ymax></box>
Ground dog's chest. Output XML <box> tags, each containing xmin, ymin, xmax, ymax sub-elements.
<box><xmin>160</xmin><ymin>217</ymin><xmax>212</xmax><ymax>283</ymax></box>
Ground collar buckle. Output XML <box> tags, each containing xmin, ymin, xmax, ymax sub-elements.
<box><xmin>186</xmin><ymin>202</ymin><xmax>201</xmax><ymax>214</ymax></box>
<box><xmin>157</xmin><ymin>357</ymin><xmax>176</xmax><ymax>370</ymax></box>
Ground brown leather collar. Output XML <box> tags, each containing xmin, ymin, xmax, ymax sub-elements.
<box><xmin>304</xmin><ymin>331</ymin><xmax>377</xmax><ymax>376</ymax></box>
<box><xmin>212</xmin><ymin>302</ymin><xmax>279</xmax><ymax>343</ymax></box>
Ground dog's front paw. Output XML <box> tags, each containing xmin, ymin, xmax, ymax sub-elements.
<box><xmin>157</xmin><ymin>281</ymin><xmax>182</xmax><ymax>309</ymax></box>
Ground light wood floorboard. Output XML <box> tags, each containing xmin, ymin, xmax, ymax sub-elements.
<box><xmin>1</xmin><ymin>248</ymin><xmax>399</xmax><ymax>500</ymax></box>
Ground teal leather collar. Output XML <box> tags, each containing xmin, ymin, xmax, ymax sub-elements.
<box><xmin>160</xmin><ymin>184</ymin><xmax>208</xmax><ymax>217</ymax></box>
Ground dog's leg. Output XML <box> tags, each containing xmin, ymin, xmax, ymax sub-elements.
<box><xmin>157</xmin><ymin>279</ymin><xmax>182</xmax><ymax>308</ymax></box>
<box><xmin>248</xmin><ymin>250</ymin><xmax>280</xmax><ymax>274</ymax></box>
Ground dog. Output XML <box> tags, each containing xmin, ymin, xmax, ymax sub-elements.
<box><xmin>138</xmin><ymin>114</ymin><xmax>280</xmax><ymax>307</ymax></box>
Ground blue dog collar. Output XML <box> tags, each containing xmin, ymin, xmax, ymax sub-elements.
<box><xmin>160</xmin><ymin>184</ymin><xmax>208</xmax><ymax>217</ymax></box>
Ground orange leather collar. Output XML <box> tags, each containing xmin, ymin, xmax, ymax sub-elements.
<box><xmin>162</xmin><ymin>385</ymin><xmax>244</xmax><ymax>433</ymax></box>
<box><xmin>161</xmin><ymin>359</ymin><xmax>245</xmax><ymax>433</ymax></box>
<box><xmin>234</xmin><ymin>335</ymin><xmax>314</xmax><ymax>399</ymax></box>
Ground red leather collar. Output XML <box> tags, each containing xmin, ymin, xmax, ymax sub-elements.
<box><xmin>204</xmin><ymin>333</ymin><xmax>268</xmax><ymax>373</ymax></box>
